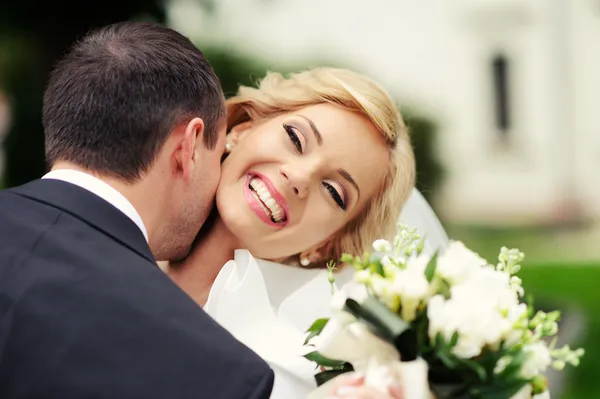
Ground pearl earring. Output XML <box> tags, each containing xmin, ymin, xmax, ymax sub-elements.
<box><xmin>300</xmin><ymin>256</ymin><xmax>311</xmax><ymax>267</ymax></box>
<box><xmin>225</xmin><ymin>142</ymin><xmax>234</xmax><ymax>153</ymax></box>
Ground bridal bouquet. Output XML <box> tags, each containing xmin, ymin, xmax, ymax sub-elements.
<box><xmin>303</xmin><ymin>224</ymin><xmax>584</xmax><ymax>399</ymax></box>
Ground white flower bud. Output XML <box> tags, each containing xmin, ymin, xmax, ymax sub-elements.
<box><xmin>552</xmin><ymin>360</ymin><xmax>565</xmax><ymax>370</ymax></box>
<box><xmin>520</xmin><ymin>342</ymin><xmax>552</xmax><ymax>378</ymax></box>
<box><xmin>372</xmin><ymin>239</ymin><xmax>392</xmax><ymax>253</ymax></box>
<box><xmin>354</xmin><ymin>269</ymin><xmax>372</xmax><ymax>284</ymax></box>
<box><xmin>493</xmin><ymin>356</ymin><xmax>511</xmax><ymax>374</ymax></box>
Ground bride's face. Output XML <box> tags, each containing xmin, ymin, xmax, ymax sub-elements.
<box><xmin>216</xmin><ymin>103</ymin><xmax>389</xmax><ymax>260</ymax></box>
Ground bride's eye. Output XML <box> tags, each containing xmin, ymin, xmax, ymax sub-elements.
<box><xmin>283</xmin><ymin>123</ymin><xmax>303</xmax><ymax>154</ymax></box>
<box><xmin>322</xmin><ymin>182</ymin><xmax>347</xmax><ymax>211</ymax></box>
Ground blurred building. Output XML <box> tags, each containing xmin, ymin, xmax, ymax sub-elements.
<box><xmin>168</xmin><ymin>0</ymin><xmax>600</xmax><ymax>226</ymax></box>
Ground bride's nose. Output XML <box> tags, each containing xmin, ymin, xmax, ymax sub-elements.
<box><xmin>280</xmin><ymin>165</ymin><xmax>312</xmax><ymax>199</ymax></box>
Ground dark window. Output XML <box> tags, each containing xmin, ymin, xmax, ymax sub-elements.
<box><xmin>492</xmin><ymin>54</ymin><xmax>510</xmax><ymax>133</ymax></box>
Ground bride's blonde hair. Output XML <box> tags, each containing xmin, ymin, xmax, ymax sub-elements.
<box><xmin>226</xmin><ymin>67</ymin><xmax>415</xmax><ymax>267</ymax></box>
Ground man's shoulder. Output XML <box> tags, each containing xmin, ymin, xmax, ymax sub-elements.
<box><xmin>0</xmin><ymin>186</ymin><xmax>65</xmax><ymax>255</ymax></box>
<box><xmin>0</xmin><ymin>184</ymin><xmax>274</xmax><ymax>397</ymax></box>
<box><xmin>0</xmin><ymin>182</ymin><xmax>65</xmax><ymax>225</ymax></box>
<box><xmin>0</xmin><ymin>229</ymin><xmax>274</xmax><ymax>398</ymax></box>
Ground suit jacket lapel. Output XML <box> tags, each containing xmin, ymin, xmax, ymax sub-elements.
<box><xmin>11</xmin><ymin>179</ymin><xmax>156</xmax><ymax>264</ymax></box>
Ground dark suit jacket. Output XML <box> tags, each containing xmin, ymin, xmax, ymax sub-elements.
<box><xmin>0</xmin><ymin>179</ymin><xmax>274</xmax><ymax>398</ymax></box>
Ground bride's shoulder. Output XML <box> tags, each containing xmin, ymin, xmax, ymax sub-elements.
<box><xmin>213</xmin><ymin>249</ymin><xmax>352</xmax><ymax>330</ymax></box>
<box><xmin>247</xmin><ymin>254</ymin><xmax>356</xmax><ymax>331</ymax></box>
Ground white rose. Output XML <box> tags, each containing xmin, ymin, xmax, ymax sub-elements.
<box><xmin>370</xmin><ymin>275</ymin><xmax>400</xmax><ymax>312</ymax></box>
<box><xmin>427</xmin><ymin>294</ymin><xmax>485</xmax><ymax>358</ymax></box>
<box><xmin>354</xmin><ymin>269</ymin><xmax>372</xmax><ymax>284</ymax></box>
<box><xmin>314</xmin><ymin>318</ymin><xmax>399</xmax><ymax>367</ymax></box>
<box><xmin>506</xmin><ymin>303</ymin><xmax>528</xmax><ymax>326</ymax></box>
<box><xmin>520</xmin><ymin>341</ymin><xmax>552</xmax><ymax>379</ymax></box>
<box><xmin>437</xmin><ymin>241</ymin><xmax>488</xmax><ymax>285</ymax></box>
<box><xmin>503</xmin><ymin>303</ymin><xmax>528</xmax><ymax>347</ymax></box>
<box><xmin>426</xmin><ymin>295</ymin><xmax>452</xmax><ymax>338</ymax></box>
<box><xmin>452</xmin><ymin>267</ymin><xmax>519</xmax><ymax>312</ymax></box>
<box><xmin>427</xmin><ymin>268</ymin><xmax>520</xmax><ymax>358</ymax></box>
<box><xmin>427</xmin><ymin>294</ymin><xmax>483</xmax><ymax>358</ymax></box>
<box><xmin>391</xmin><ymin>256</ymin><xmax>431</xmax><ymax>321</ymax></box>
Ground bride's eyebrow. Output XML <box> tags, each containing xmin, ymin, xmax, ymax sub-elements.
<box><xmin>293</xmin><ymin>114</ymin><xmax>360</xmax><ymax>200</ymax></box>
<box><xmin>338</xmin><ymin>168</ymin><xmax>360</xmax><ymax>200</ymax></box>
<box><xmin>294</xmin><ymin>114</ymin><xmax>323</xmax><ymax>145</ymax></box>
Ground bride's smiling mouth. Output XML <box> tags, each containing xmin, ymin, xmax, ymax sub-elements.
<box><xmin>244</xmin><ymin>173</ymin><xmax>289</xmax><ymax>227</ymax></box>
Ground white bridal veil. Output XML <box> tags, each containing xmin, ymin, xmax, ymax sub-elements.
<box><xmin>398</xmin><ymin>188</ymin><xmax>449</xmax><ymax>255</ymax></box>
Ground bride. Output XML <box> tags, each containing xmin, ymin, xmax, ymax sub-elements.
<box><xmin>164</xmin><ymin>67</ymin><xmax>448</xmax><ymax>398</ymax></box>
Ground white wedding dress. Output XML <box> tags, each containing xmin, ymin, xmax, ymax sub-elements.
<box><xmin>204</xmin><ymin>189</ymin><xmax>448</xmax><ymax>398</ymax></box>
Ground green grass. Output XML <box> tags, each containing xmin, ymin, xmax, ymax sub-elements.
<box><xmin>445</xmin><ymin>224</ymin><xmax>600</xmax><ymax>265</ymax></box>
<box><xmin>519</xmin><ymin>264</ymin><xmax>600</xmax><ymax>399</ymax></box>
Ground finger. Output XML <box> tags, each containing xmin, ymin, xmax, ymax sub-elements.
<box><xmin>388</xmin><ymin>383</ymin><xmax>404</xmax><ymax>399</ymax></box>
<box><xmin>329</xmin><ymin>372</ymin><xmax>365</xmax><ymax>393</ymax></box>
<box><xmin>333</xmin><ymin>385</ymin><xmax>400</xmax><ymax>399</ymax></box>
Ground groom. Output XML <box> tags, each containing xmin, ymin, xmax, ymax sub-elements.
<box><xmin>0</xmin><ymin>22</ymin><xmax>274</xmax><ymax>398</ymax></box>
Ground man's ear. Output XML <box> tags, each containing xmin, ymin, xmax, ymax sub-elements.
<box><xmin>225</xmin><ymin>120</ymin><xmax>253</xmax><ymax>149</ymax></box>
<box><xmin>176</xmin><ymin>117</ymin><xmax>204</xmax><ymax>182</ymax></box>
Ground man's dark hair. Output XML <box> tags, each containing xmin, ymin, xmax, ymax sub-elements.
<box><xmin>43</xmin><ymin>21</ymin><xmax>225</xmax><ymax>181</ymax></box>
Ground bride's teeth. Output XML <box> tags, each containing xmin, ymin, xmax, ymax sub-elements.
<box><xmin>265</xmin><ymin>198</ymin><xmax>277</xmax><ymax>208</ymax></box>
<box><xmin>249</xmin><ymin>176</ymin><xmax>285</xmax><ymax>222</ymax></box>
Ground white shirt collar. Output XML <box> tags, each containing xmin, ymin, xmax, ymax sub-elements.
<box><xmin>42</xmin><ymin>169</ymin><xmax>149</xmax><ymax>242</ymax></box>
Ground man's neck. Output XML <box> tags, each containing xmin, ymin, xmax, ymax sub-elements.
<box><xmin>49</xmin><ymin>161</ymin><xmax>166</xmax><ymax>245</ymax></box>
<box><xmin>167</xmin><ymin>218</ymin><xmax>240</xmax><ymax>307</ymax></box>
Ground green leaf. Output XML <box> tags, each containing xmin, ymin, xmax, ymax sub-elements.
<box><xmin>412</xmin><ymin>311</ymin><xmax>431</xmax><ymax>354</ymax></box>
<box><xmin>525</xmin><ymin>294</ymin><xmax>535</xmax><ymax>318</ymax></box>
<box><xmin>340</xmin><ymin>253</ymin><xmax>354</xmax><ymax>264</ymax></box>
<box><xmin>304</xmin><ymin>351</ymin><xmax>348</xmax><ymax>368</ymax></box>
<box><xmin>438</xmin><ymin>349</ymin><xmax>459</xmax><ymax>369</ymax></box>
<box><xmin>498</xmin><ymin>351</ymin><xmax>529</xmax><ymax>381</ymax></box>
<box><xmin>429</xmin><ymin>381</ymin><xmax>471</xmax><ymax>399</ymax></box>
<box><xmin>456</xmin><ymin>358</ymin><xmax>487</xmax><ymax>382</ymax></box>
<box><xmin>416</xmin><ymin>234</ymin><xmax>427</xmax><ymax>256</ymax></box>
<box><xmin>449</xmin><ymin>331</ymin><xmax>459</xmax><ymax>348</ymax></box>
<box><xmin>344</xmin><ymin>298</ymin><xmax>409</xmax><ymax>340</ymax></box>
<box><xmin>437</xmin><ymin>279</ymin><xmax>452</xmax><ymax>299</ymax></box>
<box><xmin>470</xmin><ymin>379</ymin><xmax>530</xmax><ymax>399</ymax></box>
<box><xmin>434</xmin><ymin>332</ymin><xmax>445</xmax><ymax>348</ymax></box>
<box><xmin>429</xmin><ymin>333</ymin><xmax>488</xmax><ymax>383</ymax></box>
<box><xmin>425</xmin><ymin>251</ymin><xmax>439</xmax><ymax>282</ymax></box>
<box><xmin>477</xmin><ymin>348</ymin><xmax>507</xmax><ymax>376</ymax></box>
<box><xmin>304</xmin><ymin>318</ymin><xmax>329</xmax><ymax>345</ymax></box>
<box><xmin>369</xmin><ymin>260</ymin><xmax>385</xmax><ymax>276</ymax></box>
<box><xmin>547</xmin><ymin>310</ymin><xmax>561</xmax><ymax>323</ymax></box>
